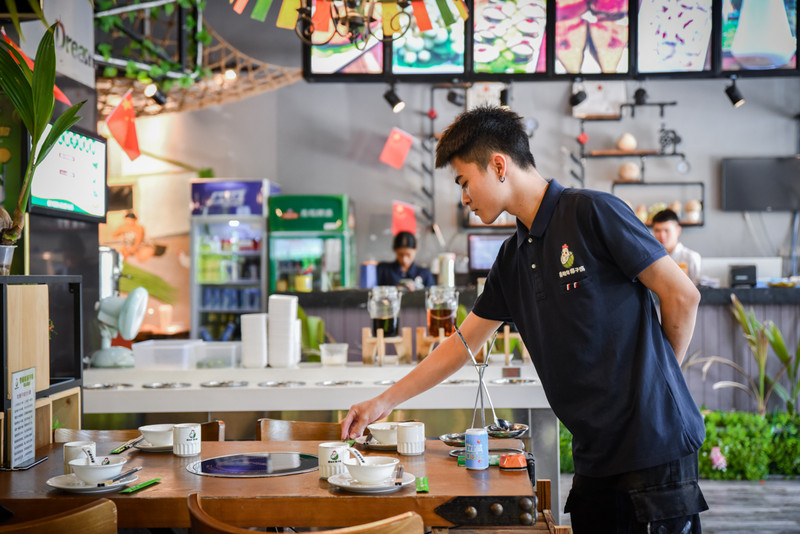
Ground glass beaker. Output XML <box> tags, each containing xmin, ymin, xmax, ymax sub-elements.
<box><xmin>368</xmin><ymin>286</ymin><xmax>401</xmax><ymax>337</ymax></box>
<box><xmin>426</xmin><ymin>285</ymin><xmax>459</xmax><ymax>337</ymax></box>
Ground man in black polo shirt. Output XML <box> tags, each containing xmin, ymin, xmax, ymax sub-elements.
<box><xmin>341</xmin><ymin>107</ymin><xmax>707</xmax><ymax>533</ymax></box>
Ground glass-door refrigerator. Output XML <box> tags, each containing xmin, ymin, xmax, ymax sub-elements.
<box><xmin>189</xmin><ymin>179</ymin><xmax>279</xmax><ymax>340</ymax></box>
<box><xmin>267</xmin><ymin>195</ymin><xmax>356</xmax><ymax>293</ymax></box>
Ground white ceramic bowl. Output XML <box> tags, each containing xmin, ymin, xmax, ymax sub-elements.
<box><xmin>343</xmin><ymin>456</ymin><xmax>399</xmax><ymax>485</ymax></box>
<box><xmin>69</xmin><ymin>457</ymin><xmax>127</xmax><ymax>484</ymax></box>
<box><xmin>367</xmin><ymin>422</ymin><xmax>397</xmax><ymax>445</ymax></box>
<box><xmin>139</xmin><ymin>423</ymin><xmax>175</xmax><ymax>446</ymax></box>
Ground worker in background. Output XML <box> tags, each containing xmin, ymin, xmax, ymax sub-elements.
<box><xmin>376</xmin><ymin>231</ymin><xmax>435</xmax><ymax>290</ymax></box>
<box><xmin>652</xmin><ymin>209</ymin><xmax>702</xmax><ymax>285</ymax></box>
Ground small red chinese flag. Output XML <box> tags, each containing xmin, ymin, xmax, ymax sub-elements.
<box><xmin>392</xmin><ymin>201</ymin><xmax>417</xmax><ymax>236</ymax></box>
<box><xmin>379</xmin><ymin>127</ymin><xmax>414</xmax><ymax>169</ymax></box>
<box><xmin>105</xmin><ymin>89</ymin><xmax>140</xmax><ymax>161</ymax></box>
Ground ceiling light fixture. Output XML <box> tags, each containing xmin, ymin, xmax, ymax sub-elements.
<box><xmin>384</xmin><ymin>85</ymin><xmax>405</xmax><ymax>113</ymax></box>
<box><xmin>725</xmin><ymin>76</ymin><xmax>745</xmax><ymax>108</ymax></box>
<box><xmin>224</xmin><ymin>69</ymin><xmax>237</xmax><ymax>81</ymax></box>
<box><xmin>446</xmin><ymin>90</ymin><xmax>466</xmax><ymax>107</ymax></box>
<box><xmin>634</xmin><ymin>87</ymin><xmax>648</xmax><ymax>106</ymax></box>
<box><xmin>569</xmin><ymin>79</ymin><xmax>587</xmax><ymax>107</ymax></box>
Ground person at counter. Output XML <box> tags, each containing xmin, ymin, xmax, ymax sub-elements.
<box><xmin>652</xmin><ymin>209</ymin><xmax>702</xmax><ymax>286</ymax></box>
<box><xmin>342</xmin><ymin>107</ymin><xmax>707</xmax><ymax>533</ymax></box>
<box><xmin>376</xmin><ymin>231</ymin><xmax>435</xmax><ymax>290</ymax></box>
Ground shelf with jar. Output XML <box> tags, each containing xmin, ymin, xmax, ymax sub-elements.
<box><xmin>611</xmin><ymin>181</ymin><xmax>705</xmax><ymax>227</ymax></box>
<box><xmin>569</xmin><ymin>100</ymin><xmax>688</xmax><ymax>186</ymax></box>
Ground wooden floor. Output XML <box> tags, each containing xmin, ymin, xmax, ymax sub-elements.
<box><xmin>559</xmin><ymin>474</ymin><xmax>800</xmax><ymax>533</ymax></box>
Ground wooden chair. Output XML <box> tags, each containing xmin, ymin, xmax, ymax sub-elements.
<box><xmin>0</xmin><ymin>498</ymin><xmax>116</xmax><ymax>533</ymax></box>
<box><xmin>54</xmin><ymin>420</ymin><xmax>226</xmax><ymax>443</ymax></box>
<box><xmin>256</xmin><ymin>417</ymin><xmax>341</xmax><ymax>441</ymax></box>
<box><xmin>187</xmin><ymin>493</ymin><xmax>423</xmax><ymax>534</ymax></box>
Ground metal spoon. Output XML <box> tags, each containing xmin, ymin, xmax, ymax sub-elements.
<box><xmin>452</xmin><ymin>325</ymin><xmax>511</xmax><ymax>431</ymax></box>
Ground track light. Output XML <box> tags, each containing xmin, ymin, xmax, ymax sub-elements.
<box><xmin>144</xmin><ymin>83</ymin><xmax>167</xmax><ymax>106</ymax></box>
<box><xmin>725</xmin><ymin>76</ymin><xmax>745</xmax><ymax>108</ymax></box>
<box><xmin>569</xmin><ymin>78</ymin><xmax>586</xmax><ymax>107</ymax></box>
<box><xmin>634</xmin><ymin>87</ymin><xmax>648</xmax><ymax>105</ymax></box>
<box><xmin>383</xmin><ymin>86</ymin><xmax>405</xmax><ymax>113</ymax></box>
<box><xmin>446</xmin><ymin>90</ymin><xmax>466</xmax><ymax>107</ymax></box>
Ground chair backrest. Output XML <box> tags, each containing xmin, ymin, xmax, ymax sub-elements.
<box><xmin>256</xmin><ymin>417</ymin><xmax>341</xmax><ymax>441</ymax></box>
<box><xmin>0</xmin><ymin>498</ymin><xmax>117</xmax><ymax>534</ymax></box>
<box><xmin>187</xmin><ymin>493</ymin><xmax>423</xmax><ymax>534</ymax></box>
<box><xmin>54</xmin><ymin>420</ymin><xmax>226</xmax><ymax>443</ymax></box>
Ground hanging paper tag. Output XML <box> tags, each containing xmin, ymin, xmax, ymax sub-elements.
<box><xmin>250</xmin><ymin>0</ymin><xmax>274</xmax><ymax>21</ymax></box>
<box><xmin>410</xmin><ymin>0</ymin><xmax>432</xmax><ymax>32</ymax></box>
<box><xmin>434</xmin><ymin>0</ymin><xmax>456</xmax><ymax>26</ymax></box>
<box><xmin>379</xmin><ymin>128</ymin><xmax>414</xmax><ymax>169</ymax></box>
<box><xmin>453</xmin><ymin>0</ymin><xmax>468</xmax><ymax>21</ymax></box>
<box><xmin>312</xmin><ymin>0</ymin><xmax>332</xmax><ymax>33</ymax></box>
<box><xmin>233</xmin><ymin>0</ymin><xmax>250</xmax><ymax>15</ymax></box>
<box><xmin>276</xmin><ymin>0</ymin><xmax>301</xmax><ymax>28</ymax></box>
<box><xmin>381</xmin><ymin>0</ymin><xmax>400</xmax><ymax>36</ymax></box>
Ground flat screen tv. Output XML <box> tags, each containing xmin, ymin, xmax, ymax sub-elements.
<box><xmin>554</xmin><ymin>0</ymin><xmax>629</xmax><ymax>75</ymax></box>
<box><xmin>468</xmin><ymin>233</ymin><xmax>508</xmax><ymax>281</ymax></box>
<box><xmin>636</xmin><ymin>0</ymin><xmax>713</xmax><ymax>75</ymax></box>
<box><xmin>391</xmin><ymin>0</ymin><xmax>465</xmax><ymax>77</ymax></box>
<box><xmin>30</xmin><ymin>124</ymin><xmax>107</xmax><ymax>223</ymax></box>
<box><xmin>721</xmin><ymin>157</ymin><xmax>800</xmax><ymax>212</ymax></box>
<box><xmin>721</xmin><ymin>1</ymin><xmax>797</xmax><ymax>73</ymax></box>
<box><xmin>473</xmin><ymin>0</ymin><xmax>547</xmax><ymax>75</ymax></box>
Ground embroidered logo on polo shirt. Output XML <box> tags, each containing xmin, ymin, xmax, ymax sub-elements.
<box><xmin>560</xmin><ymin>244</ymin><xmax>574</xmax><ymax>268</ymax></box>
<box><xmin>558</xmin><ymin>243</ymin><xmax>586</xmax><ymax>279</ymax></box>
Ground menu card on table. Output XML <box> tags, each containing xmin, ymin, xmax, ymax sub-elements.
<box><xmin>10</xmin><ymin>367</ymin><xmax>36</xmax><ymax>468</ymax></box>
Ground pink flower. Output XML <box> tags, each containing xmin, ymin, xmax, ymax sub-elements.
<box><xmin>710</xmin><ymin>446</ymin><xmax>727</xmax><ymax>471</ymax></box>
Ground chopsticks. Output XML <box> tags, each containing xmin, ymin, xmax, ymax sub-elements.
<box><xmin>97</xmin><ymin>466</ymin><xmax>142</xmax><ymax>487</ymax></box>
<box><xmin>110</xmin><ymin>436</ymin><xmax>144</xmax><ymax>454</ymax></box>
<box><xmin>394</xmin><ymin>465</ymin><xmax>404</xmax><ymax>486</ymax></box>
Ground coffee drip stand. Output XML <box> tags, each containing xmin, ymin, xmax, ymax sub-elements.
<box><xmin>362</xmin><ymin>286</ymin><xmax>412</xmax><ymax>365</ymax></box>
<box><xmin>361</xmin><ymin>326</ymin><xmax>413</xmax><ymax>365</ymax></box>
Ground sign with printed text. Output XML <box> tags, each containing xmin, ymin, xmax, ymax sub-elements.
<box><xmin>10</xmin><ymin>367</ymin><xmax>36</xmax><ymax>468</ymax></box>
<box><xmin>20</xmin><ymin>1</ymin><xmax>95</xmax><ymax>88</ymax></box>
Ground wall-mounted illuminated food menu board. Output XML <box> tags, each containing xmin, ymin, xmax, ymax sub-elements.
<box><xmin>302</xmin><ymin>0</ymin><xmax>800</xmax><ymax>81</ymax></box>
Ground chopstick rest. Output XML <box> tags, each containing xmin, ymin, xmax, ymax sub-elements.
<box><xmin>119</xmin><ymin>478</ymin><xmax>161</xmax><ymax>494</ymax></box>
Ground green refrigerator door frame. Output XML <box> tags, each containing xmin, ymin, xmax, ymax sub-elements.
<box><xmin>268</xmin><ymin>230</ymin><xmax>355</xmax><ymax>293</ymax></box>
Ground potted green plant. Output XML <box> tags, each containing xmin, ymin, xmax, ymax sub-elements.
<box><xmin>0</xmin><ymin>23</ymin><xmax>83</xmax><ymax>273</ymax></box>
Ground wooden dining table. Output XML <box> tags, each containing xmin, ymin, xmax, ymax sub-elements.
<box><xmin>0</xmin><ymin>439</ymin><xmax>549</xmax><ymax>532</ymax></box>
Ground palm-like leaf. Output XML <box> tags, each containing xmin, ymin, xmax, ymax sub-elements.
<box><xmin>0</xmin><ymin>22</ymin><xmax>84</xmax><ymax>245</ymax></box>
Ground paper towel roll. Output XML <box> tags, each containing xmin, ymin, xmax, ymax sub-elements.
<box><xmin>241</xmin><ymin>313</ymin><xmax>268</xmax><ymax>368</ymax></box>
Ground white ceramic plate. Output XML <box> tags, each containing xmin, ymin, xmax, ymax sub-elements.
<box><xmin>354</xmin><ymin>435</ymin><xmax>396</xmax><ymax>451</ymax></box>
<box><xmin>46</xmin><ymin>473</ymin><xmax>138</xmax><ymax>494</ymax></box>
<box><xmin>134</xmin><ymin>440</ymin><xmax>172</xmax><ymax>452</ymax></box>
<box><xmin>327</xmin><ymin>471</ymin><xmax>415</xmax><ymax>494</ymax></box>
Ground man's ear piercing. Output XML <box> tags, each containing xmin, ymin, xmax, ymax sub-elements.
<box><xmin>499</xmin><ymin>175</ymin><xmax>506</xmax><ymax>183</ymax></box>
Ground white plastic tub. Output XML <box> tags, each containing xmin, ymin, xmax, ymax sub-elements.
<box><xmin>133</xmin><ymin>340</ymin><xmax>203</xmax><ymax>370</ymax></box>
<box><xmin>196</xmin><ymin>341</ymin><xmax>241</xmax><ymax>368</ymax></box>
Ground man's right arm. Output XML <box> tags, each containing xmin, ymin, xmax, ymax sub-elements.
<box><xmin>340</xmin><ymin>312</ymin><xmax>501</xmax><ymax>439</ymax></box>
